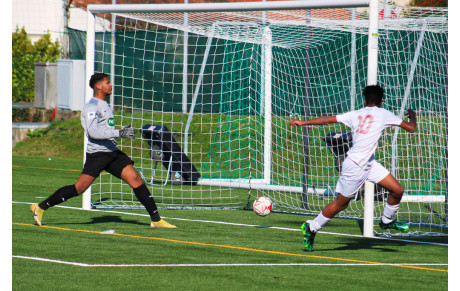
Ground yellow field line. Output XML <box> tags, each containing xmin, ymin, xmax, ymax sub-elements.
<box><xmin>12</xmin><ymin>165</ymin><xmax>80</xmax><ymax>172</ymax></box>
<box><xmin>12</xmin><ymin>222</ymin><xmax>447</xmax><ymax>273</ymax></box>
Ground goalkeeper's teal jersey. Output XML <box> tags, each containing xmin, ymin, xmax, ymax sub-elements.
<box><xmin>81</xmin><ymin>97</ymin><xmax>120</xmax><ymax>154</ymax></box>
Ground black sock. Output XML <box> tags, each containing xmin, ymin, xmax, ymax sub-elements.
<box><xmin>133</xmin><ymin>184</ymin><xmax>161</xmax><ymax>222</ymax></box>
<box><xmin>39</xmin><ymin>185</ymin><xmax>79</xmax><ymax>210</ymax></box>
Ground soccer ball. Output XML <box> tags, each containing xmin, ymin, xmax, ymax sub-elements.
<box><xmin>253</xmin><ymin>196</ymin><xmax>273</xmax><ymax>216</ymax></box>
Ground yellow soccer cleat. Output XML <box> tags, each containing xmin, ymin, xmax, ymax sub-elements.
<box><xmin>150</xmin><ymin>219</ymin><xmax>176</xmax><ymax>228</ymax></box>
<box><xmin>30</xmin><ymin>204</ymin><xmax>45</xmax><ymax>226</ymax></box>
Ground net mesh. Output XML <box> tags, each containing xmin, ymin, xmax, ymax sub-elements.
<box><xmin>89</xmin><ymin>3</ymin><xmax>447</xmax><ymax>236</ymax></box>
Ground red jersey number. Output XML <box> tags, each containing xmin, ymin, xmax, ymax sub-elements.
<box><xmin>357</xmin><ymin>115</ymin><xmax>373</xmax><ymax>134</ymax></box>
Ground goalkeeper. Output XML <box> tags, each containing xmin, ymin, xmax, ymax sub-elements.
<box><xmin>290</xmin><ymin>85</ymin><xmax>416</xmax><ymax>251</ymax></box>
<box><xmin>30</xmin><ymin>73</ymin><xmax>176</xmax><ymax>228</ymax></box>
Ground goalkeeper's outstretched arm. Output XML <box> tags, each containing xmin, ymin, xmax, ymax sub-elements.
<box><xmin>289</xmin><ymin>116</ymin><xmax>338</xmax><ymax>127</ymax></box>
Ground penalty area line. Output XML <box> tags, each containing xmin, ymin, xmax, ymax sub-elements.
<box><xmin>12</xmin><ymin>222</ymin><xmax>448</xmax><ymax>273</ymax></box>
<box><xmin>12</xmin><ymin>255</ymin><xmax>448</xmax><ymax>268</ymax></box>
<box><xmin>12</xmin><ymin>201</ymin><xmax>448</xmax><ymax>246</ymax></box>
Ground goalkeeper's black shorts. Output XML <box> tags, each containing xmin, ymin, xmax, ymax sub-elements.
<box><xmin>82</xmin><ymin>150</ymin><xmax>134</xmax><ymax>179</ymax></box>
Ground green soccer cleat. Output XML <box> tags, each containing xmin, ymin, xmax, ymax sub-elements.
<box><xmin>301</xmin><ymin>222</ymin><xmax>316</xmax><ymax>252</ymax></box>
<box><xmin>30</xmin><ymin>204</ymin><xmax>44</xmax><ymax>226</ymax></box>
<box><xmin>379</xmin><ymin>220</ymin><xmax>410</xmax><ymax>232</ymax></box>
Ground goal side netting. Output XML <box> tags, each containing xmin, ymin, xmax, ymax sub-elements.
<box><xmin>83</xmin><ymin>1</ymin><xmax>447</xmax><ymax>237</ymax></box>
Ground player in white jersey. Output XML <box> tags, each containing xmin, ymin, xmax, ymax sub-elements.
<box><xmin>30</xmin><ymin>73</ymin><xmax>176</xmax><ymax>228</ymax></box>
<box><xmin>290</xmin><ymin>85</ymin><xmax>416</xmax><ymax>251</ymax></box>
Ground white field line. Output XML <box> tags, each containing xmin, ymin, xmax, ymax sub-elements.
<box><xmin>12</xmin><ymin>255</ymin><xmax>448</xmax><ymax>268</ymax></box>
<box><xmin>13</xmin><ymin>201</ymin><xmax>448</xmax><ymax>246</ymax></box>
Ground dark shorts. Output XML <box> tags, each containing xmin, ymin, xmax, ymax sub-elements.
<box><xmin>82</xmin><ymin>151</ymin><xmax>134</xmax><ymax>179</ymax></box>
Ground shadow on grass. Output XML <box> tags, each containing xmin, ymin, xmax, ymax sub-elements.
<box><xmin>312</xmin><ymin>237</ymin><xmax>407</xmax><ymax>253</ymax></box>
<box><xmin>53</xmin><ymin>215</ymin><xmax>147</xmax><ymax>226</ymax></box>
<box><xmin>295</xmin><ymin>220</ymin><xmax>409</xmax><ymax>253</ymax></box>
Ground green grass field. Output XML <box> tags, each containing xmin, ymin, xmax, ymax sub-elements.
<box><xmin>12</xmin><ymin>155</ymin><xmax>447</xmax><ymax>290</ymax></box>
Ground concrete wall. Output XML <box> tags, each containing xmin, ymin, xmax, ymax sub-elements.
<box><xmin>12</xmin><ymin>123</ymin><xmax>50</xmax><ymax>147</ymax></box>
<box><xmin>12</xmin><ymin>106</ymin><xmax>80</xmax><ymax>147</ymax></box>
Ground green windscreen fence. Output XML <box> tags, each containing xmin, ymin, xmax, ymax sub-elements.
<box><xmin>69</xmin><ymin>25</ymin><xmax>447</xmax><ymax>190</ymax></box>
<box><xmin>69</xmin><ymin>27</ymin><xmax>446</xmax><ymax>116</ymax></box>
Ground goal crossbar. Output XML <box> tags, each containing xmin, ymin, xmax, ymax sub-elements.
<box><xmin>87</xmin><ymin>0</ymin><xmax>370</xmax><ymax>14</ymax></box>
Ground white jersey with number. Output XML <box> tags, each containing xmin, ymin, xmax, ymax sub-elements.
<box><xmin>336</xmin><ymin>106</ymin><xmax>402</xmax><ymax>169</ymax></box>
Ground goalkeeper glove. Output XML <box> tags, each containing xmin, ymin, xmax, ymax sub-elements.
<box><xmin>119</xmin><ymin>125</ymin><xmax>135</xmax><ymax>139</ymax></box>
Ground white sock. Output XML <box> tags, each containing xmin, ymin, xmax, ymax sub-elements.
<box><xmin>381</xmin><ymin>202</ymin><xmax>399</xmax><ymax>224</ymax></box>
<box><xmin>308</xmin><ymin>212</ymin><xmax>331</xmax><ymax>233</ymax></box>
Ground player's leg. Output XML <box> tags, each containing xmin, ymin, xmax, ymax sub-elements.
<box><xmin>119</xmin><ymin>164</ymin><xmax>176</xmax><ymax>228</ymax></box>
<box><xmin>321</xmin><ymin>194</ymin><xmax>353</xmax><ymax>219</ymax></box>
<box><xmin>376</xmin><ymin>173</ymin><xmax>409</xmax><ymax>232</ymax></box>
<box><xmin>314</xmin><ymin>156</ymin><xmax>364</xmax><ymax>227</ymax></box>
<box><xmin>301</xmin><ymin>194</ymin><xmax>352</xmax><ymax>252</ymax></box>
<box><xmin>31</xmin><ymin>152</ymin><xmax>108</xmax><ymax>226</ymax></box>
<box><xmin>305</xmin><ymin>194</ymin><xmax>352</xmax><ymax>242</ymax></box>
<box><xmin>108</xmin><ymin>151</ymin><xmax>176</xmax><ymax>228</ymax></box>
<box><xmin>119</xmin><ymin>164</ymin><xmax>160</xmax><ymax>221</ymax></box>
<box><xmin>368</xmin><ymin>163</ymin><xmax>409</xmax><ymax>232</ymax></box>
<box><xmin>378</xmin><ymin>173</ymin><xmax>404</xmax><ymax>205</ymax></box>
<box><xmin>302</xmin><ymin>157</ymin><xmax>364</xmax><ymax>251</ymax></box>
<box><xmin>31</xmin><ymin>174</ymin><xmax>95</xmax><ymax>226</ymax></box>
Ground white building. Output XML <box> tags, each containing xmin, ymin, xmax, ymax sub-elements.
<box><xmin>12</xmin><ymin>0</ymin><xmax>111</xmax><ymax>112</ymax></box>
<box><xmin>12</xmin><ymin>0</ymin><xmax>110</xmax><ymax>44</ymax></box>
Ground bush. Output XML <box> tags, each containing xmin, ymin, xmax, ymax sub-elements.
<box><xmin>12</xmin><ymin>27</ymin><xmax>61</xmax><ymax>103</ymax></box>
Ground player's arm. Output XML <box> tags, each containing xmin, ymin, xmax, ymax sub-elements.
<box><xmin>289</xmin><ymin>116</ymin><xmax>337</xmax><ymax>126</ymax></box>
<box><xmin>83</xmin><ymin>103</ymin><xmax>120</xmax><ymax>139</ymax></box>
<box><xmin>86</xmin><ymin>118</ymin><xmax>134</xmax><ymax>139</ymax></box>
<box><xmin>398</xmin><ymin>109</ymin><xmax>416</xmax><ymax>133</ymax></box>
<box><xmin>85</xmin><ymin>114</ymin><xmax>120</xmax><ymax>139</ymax></box>
<box><xmin>84</xmin><ymin>103</ymin><xmax>135</xmax><ymax>139</ymax></box>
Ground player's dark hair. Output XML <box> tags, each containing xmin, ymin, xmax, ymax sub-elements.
<box><xmin>363</xmin><ymin>85</ymin><xmax>384</xmax><ymax>106</ymax></box>
<box><xmin>89</xmin><ymin>72</ymin><xmax>109</xmax><ymax>89</ymax></box>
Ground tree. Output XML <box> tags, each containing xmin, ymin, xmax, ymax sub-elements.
<box><xmin>12</xmin><ymin>27</ymin><xmax>61</xmax><ymax>103</ymax></box>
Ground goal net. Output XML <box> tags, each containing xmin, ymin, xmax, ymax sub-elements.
<box><xmin>84</xmin><ymin>1</ymin><xmax>447</xmax><ymax>237</ymax></box>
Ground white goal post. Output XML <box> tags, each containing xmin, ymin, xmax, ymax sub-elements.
<box><xmin>83</xmin><ymin>0</ymin><xmax>448</xmax><ymax>237</ymax></box>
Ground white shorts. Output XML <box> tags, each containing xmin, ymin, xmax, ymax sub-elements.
<box><xmin>335</xmin><ymin>157</ymin><xmax>389</xmax><ymax>198</ymax></box>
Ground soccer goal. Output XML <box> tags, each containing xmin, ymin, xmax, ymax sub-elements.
<box><xmin>83</xmin><ymin>0</ymin><xmax>447</xmax><ymax>237</ymax></box>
